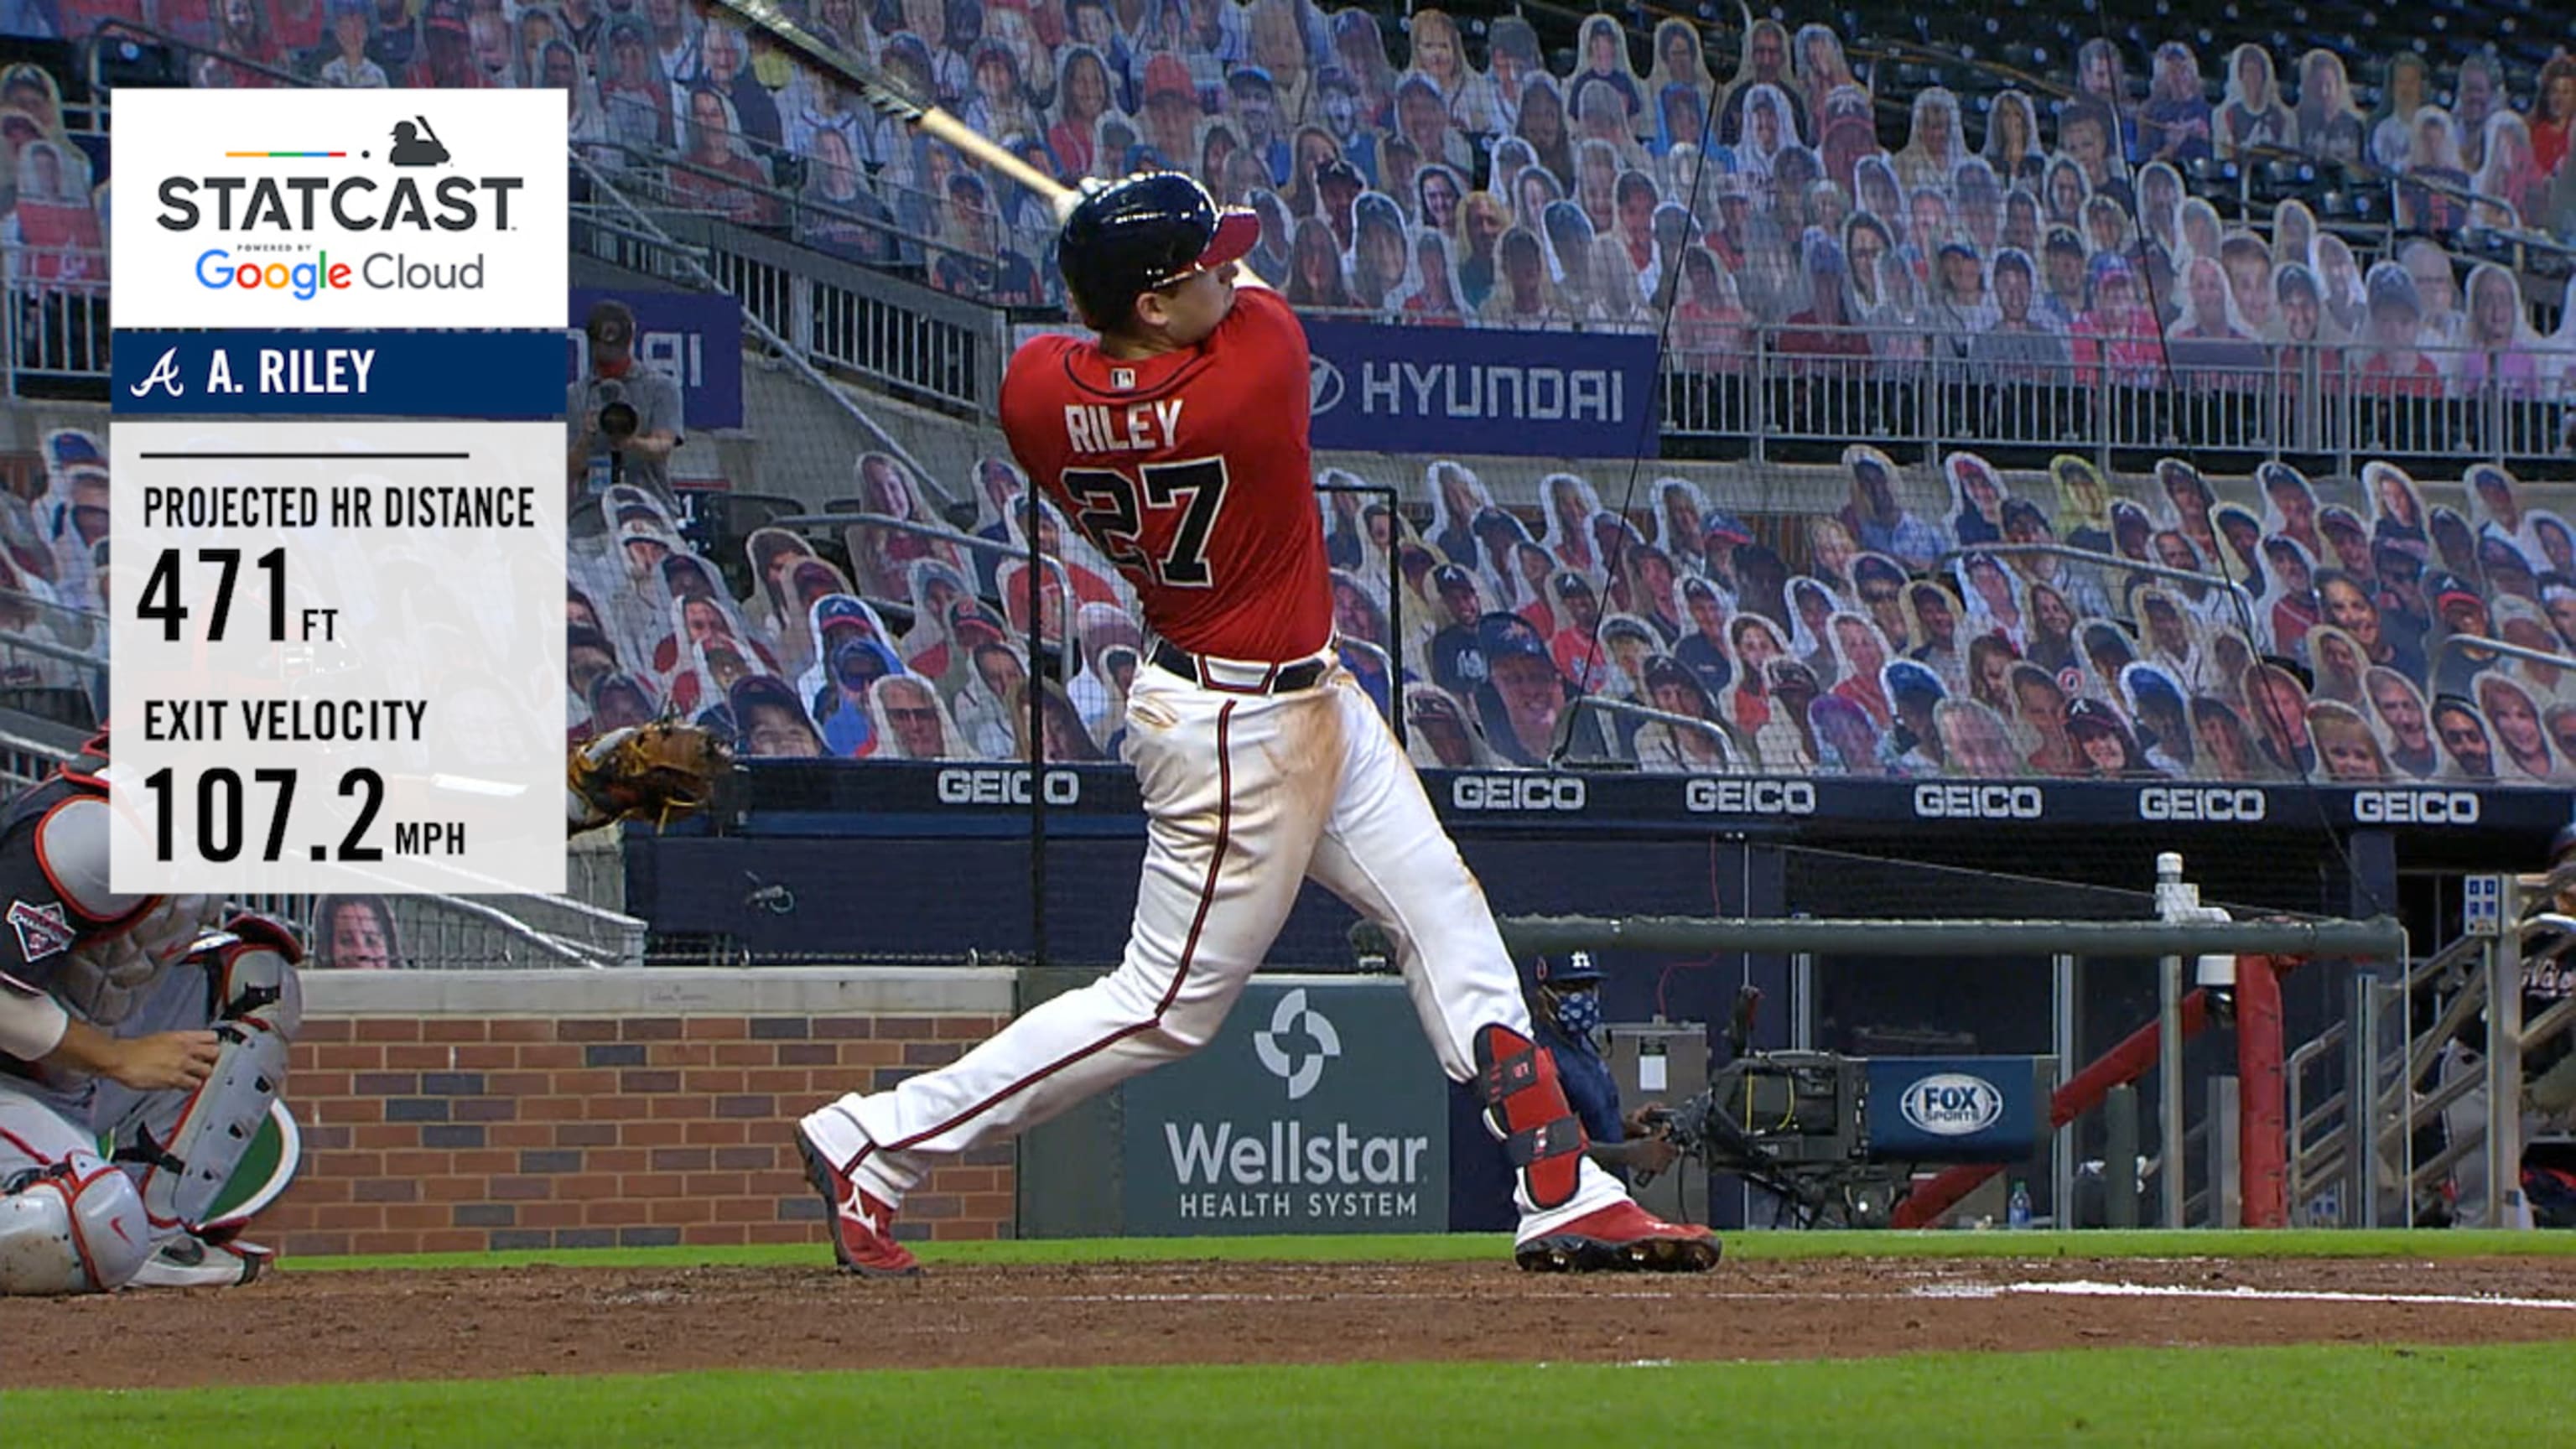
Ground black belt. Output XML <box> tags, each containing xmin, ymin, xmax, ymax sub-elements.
<box><xmin>1150</xmin><ymin>640</ymin><xmax>1331</xmax><ymax>694</ymax></box>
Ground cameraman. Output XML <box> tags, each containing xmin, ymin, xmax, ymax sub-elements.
<box><xmin>568</xmin><ymin>298</ymin><xmax>684</xmax><ymax>530</ymax></box>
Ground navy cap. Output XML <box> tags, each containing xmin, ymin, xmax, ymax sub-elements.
<box><xmin>814</xmin><ymin>595</ymin><xmax>879</xmax><ymax>634</ymax></box>
<box><xmin>2258</xmin><ymin>460</ymin><xmax>2313</xmax><ymax>495</ymax></box>
<box><xmin>2064</xmin><ymin>695</ymin><xmax>2127</xmax><ymax>738</ymax></box>
<box><xmin>1535</xmin><ymin>951</ymin><xmax>1604</xmax><ymax>985</ymax></box>
<box><xmin>2480</xmin><ymin>537</ymin><xmax>2533</xmax><ymax>574</ymax></box>
<box><xmin>1477</xmin><ymin>610</ymin><xmax>1552</xmax><ymax>662</ymax></box>
<box><xmin>1644</xmin><ymin>654</ymin><xmax>1696</xmax><ymax>693</ymax></box>
<box><xmin>1701</xmin><ymin>507</ymin><xmax>1753</xmax><ymax>544</ymax></box>
<box><xmin>1883</xmin><ymin>658</ymin><xmax>1945</xmax><ymax>703</ymax></box>
<box><xmin>1433</xmin><ymin>563</ymin><xmax>1476</xmax><ymax>591</ymax></box>
<box><xmin>728</xmin><ymin>674</ymin><xmax>807</xmax><ymax>719</ymax></box>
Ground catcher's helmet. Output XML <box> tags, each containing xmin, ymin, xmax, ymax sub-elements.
<box><xmin>1057</xmin><ymin>171</ymin><xmax>1259</xmax><ymax>330</ymax></box>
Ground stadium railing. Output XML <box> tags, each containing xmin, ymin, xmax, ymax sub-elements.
<box><xmin>1561</xmin><ymin>694</ymin><xmax>1741</xmax><ymax>769</ymax></box>
<box><xmin>1</xmin><ymin>246</ymin><xmax>108</xmax><ymax>390</ymax></box>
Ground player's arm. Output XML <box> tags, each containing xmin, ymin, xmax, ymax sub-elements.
<box><xmin>43</xmin><ymin>1016</ymin><xmax>221</xmax><ymax>1092</ymax></box>
<box><xmin>0</xmin><ymin>979</ymin><xmax>216</xmax><ymax>1091</ymax></box>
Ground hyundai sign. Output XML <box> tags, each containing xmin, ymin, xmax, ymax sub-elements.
<box><xmin>1302</xmin><ymin>319</ymin><xmax>1659</xmax><ymax>458</ymax></box>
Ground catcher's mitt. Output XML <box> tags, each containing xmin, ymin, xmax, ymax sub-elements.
<box><xmin>568</xmin><ymin>720</ymin><xmax>731</xmax><ymax>833</ymax></box>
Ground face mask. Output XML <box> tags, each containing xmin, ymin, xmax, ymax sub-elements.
<box><xmin>1554</xmin><ymin>989</ymin><xmax>1602</xmax><ymax>1038</ymax></box>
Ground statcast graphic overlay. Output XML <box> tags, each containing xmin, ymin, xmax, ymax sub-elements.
<box><xmin>109</xmin><ymin>423</ymin><xmax>567</xmax><ymax>895</ymax></box>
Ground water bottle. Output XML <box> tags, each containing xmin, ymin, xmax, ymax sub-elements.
<box><xmin>2007</xmin><ymin>1179</ymin><xmax>2033</xmax><ymax>1229</ymax></box>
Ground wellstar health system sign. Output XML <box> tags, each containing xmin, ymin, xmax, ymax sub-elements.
<box><xmin>1121</xmin><ymin>978</ymin><xmax>1450</xmax><ymax>1234</ymax></box>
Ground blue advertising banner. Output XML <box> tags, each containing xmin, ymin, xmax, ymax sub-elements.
<box><xmin>1301</xmin><ymin>319</ymin><xmax>1659</xmax><ymax>458</ymax></box>
<box><xmin>1863</xmin><ymin>1057</ymin><xmax>2050</xmax><ymax>1164</ymax></box>
<box><xmin>568</xmin><ymin>287</ymin><xmax>744</xmax><ymax>430</ymax></box>
<box><xmin>112</xmin><ymin>331</ymin><xmax>564</xmax><ymax>418</ymax></box>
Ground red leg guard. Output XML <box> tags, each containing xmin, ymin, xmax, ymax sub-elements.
<box><xmin>1473</xmin><ymin>1024</ymin><xmax>1587</xmax><ymax>1210</ymax></box>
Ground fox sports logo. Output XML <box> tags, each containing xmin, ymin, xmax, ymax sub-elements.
<box><xmin>1897</xmin><ymin>1072</ymin><xmax>2004</xmax><ymax>1137</ymax></box>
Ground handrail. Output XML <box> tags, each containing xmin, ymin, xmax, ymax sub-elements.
<box><xmin>1561</xmin><ymin>693</ymin><xmax>1741</xmax><ymax>770</ymax></box>
<box><xmin>584</xmin><ymin>132</ymin><xmax>975</xmax><ymax>271</ymax></box>
<box><xmin>2433</xmin><ymin>633</ymin><xmax>2576</xmax><ymax>683</ymax></box>
<box><xmin>1932</xmin><ymin>541</ymin><xmax>2246</xmax><ymax>596</ymax></box>
<box><xmin>1</xmin><ymin>586</ymin><xmax>106</xmax><ymax>633</ymax></box>
<box><xmin>0</xmin><ymin>629</ymin><xmax>106</xmax><ymax>677</ymax></box>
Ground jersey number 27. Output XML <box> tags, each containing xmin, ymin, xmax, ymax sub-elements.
<box><xmin>1062</xmin><ymin>457</ymin><xmax>1229</xmax><ymax>589</ymax></box>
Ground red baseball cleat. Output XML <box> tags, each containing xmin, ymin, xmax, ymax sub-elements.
<box><xmin>795</xmin><ymin>1125</ymin><xmax>922</xmax><ymax>1278</ymax></box>
<box><xmin>1514</xmin><ymin>1200</ymin><xmax>1722</xmax><ymax>1273</ymax></box>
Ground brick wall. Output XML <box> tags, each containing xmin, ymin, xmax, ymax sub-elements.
<box><xmin>266</xmin><ymin>970</ymin><xmax>1020</xmax><ymax>1256</ymax></box>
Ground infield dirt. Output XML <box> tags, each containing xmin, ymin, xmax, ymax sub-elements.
<box><xmin>12</xmin><ymin>1255</ymin><xmax>2576</xmax><ymax>1388</ymax></box>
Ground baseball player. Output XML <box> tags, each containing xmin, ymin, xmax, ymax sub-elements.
<box><xmin>0</xmin><ymin>730</ymin><xmax>304</xmax><ymax>1292</ymax></box>
<box><xmin>797</xmin><ymin>171</ymin><xmax>1719</xmax><ymax>1275</ymax></box>
<box><xmin>1530</xmin><ymin>953</ymin><xmax>1679</xmax><ymax>1181</ymax></box>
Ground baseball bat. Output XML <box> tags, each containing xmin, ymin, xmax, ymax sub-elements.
<box><xmin>709</xmin><ymin>0</ymin><xmax>1074</xmax><ymax>205</ymax></box>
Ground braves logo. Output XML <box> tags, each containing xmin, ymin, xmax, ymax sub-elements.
<box><xmin>8</xmin><ymin>899</ymin><xmax>74</xmax><ymax>962</ymax></box>
<box><xmin>128</xmin><ymin>346</ymin><xmax>185</xmax><ymax>398</ymax></box>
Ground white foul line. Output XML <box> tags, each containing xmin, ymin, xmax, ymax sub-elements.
<box><xmin>1918</xmin><ymin>1280</ymin><xmax>2576</xmax><ymax>1312</ymax></box>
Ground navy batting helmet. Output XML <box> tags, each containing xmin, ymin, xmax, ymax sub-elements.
<box><xmin>1057</xmin><ymin>171</ymin><xmax>1259</xmax><ymax>330</ymax></box>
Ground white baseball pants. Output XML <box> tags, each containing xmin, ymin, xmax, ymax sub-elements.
<box><xmin>804</xmin><ymin>659</ymin><xmax>1627</xmax><ymax>1239</ymax></box>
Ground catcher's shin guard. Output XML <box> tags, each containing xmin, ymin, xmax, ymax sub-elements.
<box><xmin>1473</xmin><ymin>1024</ymin><xmax>1587</xmax><ymax>1211</ymax></box>
<box><xmin>0</xmin><ymin>1156</ymin><xmax>153</xmax><ymax>1294</ymax></box>
<box><xmin>119</xmin><ymin>924</ymin><xmax>300</xmax><ymax>1233</ymax></box>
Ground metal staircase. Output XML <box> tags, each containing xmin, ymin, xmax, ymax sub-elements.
<box><xmin>2287</xmin><ymin>883</ymin><xmax>2573</xmax><ymax>1228</ymax></box>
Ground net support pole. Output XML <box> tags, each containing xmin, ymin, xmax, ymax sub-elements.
<box><xmin>2160</xmin><ymin>952</ymin><xmax>2186</xmax><ymax>1228</ymax></box>
<box><xmin>2485</xmin><ymin>873</ymin><xmax>2527</xmax><ymax>1228</ymax></box>
<box><xmin>2236</xmin><ymin>954</ymin><xmax>2288</xmax><ymax>1228</ymax></box>
<box><xmin>2051</xmin><ymin>953</ymin><xmax>2079</xmax><ymax>1229</ymax></box>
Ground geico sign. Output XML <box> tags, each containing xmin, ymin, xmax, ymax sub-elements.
<box><xmin>2352</xmin><ymin>790</ymin><xmax>2481</xmax><ymax>825</ymax></box>
<box><xmin>1449</xmin><ymin>775</ymin><xmax>1587</xmax><ymax>812</ymax></box>
<box><xmin>1913</xmin><ymin>783</ymin><xmax>2045</xmax><ymax>819</ymax></box>
<box><xmin>2138</xmin><ymin>787</ymin><xmax>2268</xmax><ymax>822</ymax></box>
<box><xmin>1684</xmin><ymin>778</ymin><xmax>1817</xmax><ymax>815</ymax></box>
<box><xmin>934</xmin><ymin>767</ymin><xmax>1082</xmax><ymax>806</ymax></box>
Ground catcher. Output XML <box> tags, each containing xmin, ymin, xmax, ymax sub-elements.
<box><xmin>0</xmin><ymin>730</ymin><xmax>304</xmax><ymax>1292</ymax></box>
<box><xmin>566</xmin><ymin>719</ymin><xmax>731</xmax><ymax>834</ymax></box>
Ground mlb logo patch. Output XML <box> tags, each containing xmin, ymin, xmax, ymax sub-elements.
<box><xmin>1110</xmin><ymin>367</ymin><xmax>1137</xmax><ymax>391</ymax></box>
<box><xmin>8</xmin><ymin>899</ymin><xmax>72</xmax><ymax>962</ymax></box>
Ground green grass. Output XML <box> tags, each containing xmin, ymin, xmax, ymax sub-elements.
<box><xmin>287</xmin><ymin>1226</ymin><xmax>2576</xmax><ymax>1275</ymax></box>
<box><xmin>23</xmin><ymin>1345</ymin><xmax>2567</xmax><ymax>1446</ymax></box>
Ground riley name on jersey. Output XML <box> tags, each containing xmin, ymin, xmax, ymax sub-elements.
<box><xmin>1063</xmin><ymin>398</ymin><xmax>1187</xmax><ymax>454</ymax></box>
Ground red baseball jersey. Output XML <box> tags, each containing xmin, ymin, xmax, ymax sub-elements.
<box><xmin>999</xmin><ymin>286</ymin><xmax>1333</xmax><ymax>663</ymax></box>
